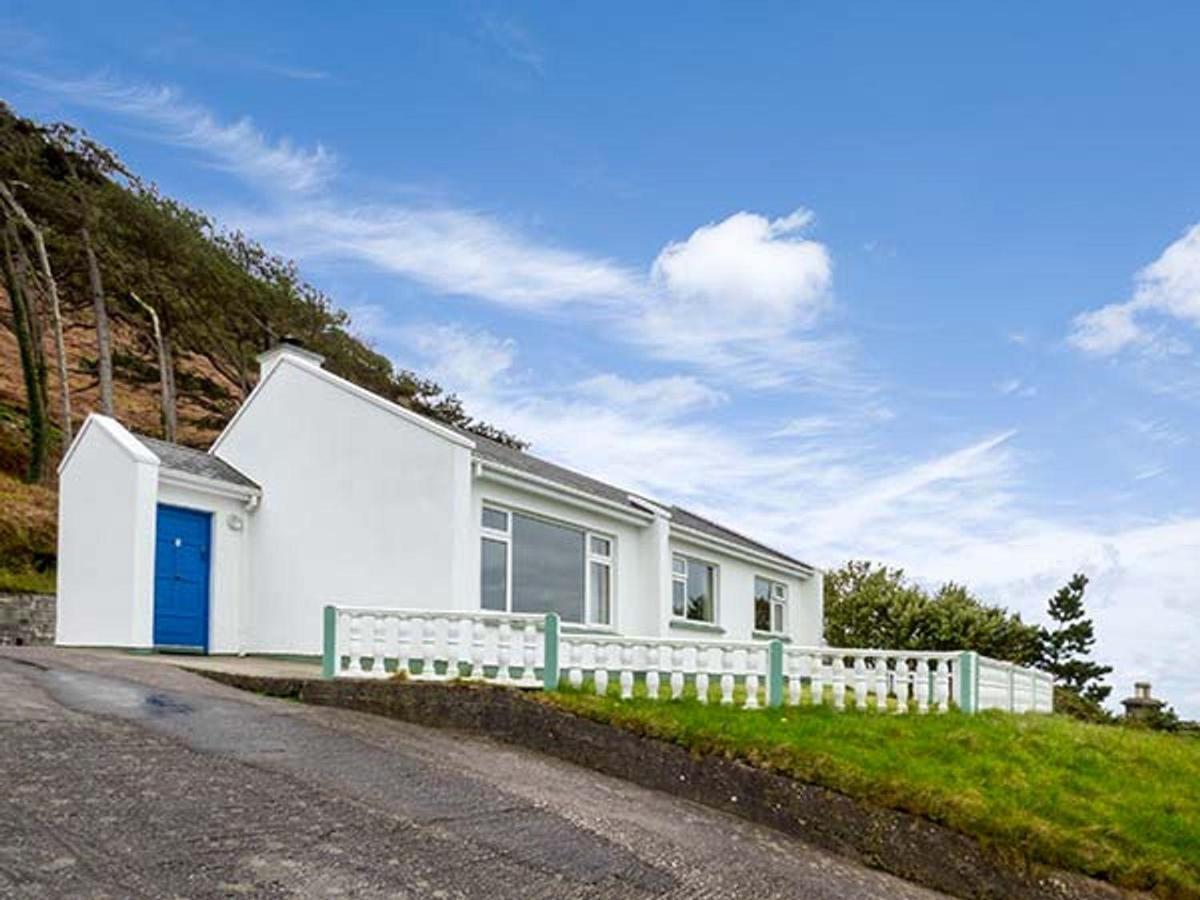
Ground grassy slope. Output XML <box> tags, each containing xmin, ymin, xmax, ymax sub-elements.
<box><xmin>544</xmin><ymin>691</ymin><xmax>1200</xmax><ymax>897</ymax></box>
<box><xmin>0</xmin><ymin>469</ymin><xmax>57</xmax><ymax>593</ymax></box>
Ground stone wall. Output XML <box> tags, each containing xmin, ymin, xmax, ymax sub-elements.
<box><xmin>0</xmin><ymin>593</ymin><xmax>56</xmax><ymax>646</ymax></box>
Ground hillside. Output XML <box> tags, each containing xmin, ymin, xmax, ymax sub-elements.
<box><xmin>0</xmin><ymin>101</ymin><xmax>515</xmax><ymax>590</ymax></box>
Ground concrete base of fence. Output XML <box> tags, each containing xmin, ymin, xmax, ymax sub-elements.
<box><xmin>193</xmin><ymin>671</ymin><xmax>1124</xmax><ymax>900</ymax></box>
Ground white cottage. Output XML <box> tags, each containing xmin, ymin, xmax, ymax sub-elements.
<box><xmin>56</xmin><ymin>340</ymin><xmax>822</xmax><ymax>656</ymax></box>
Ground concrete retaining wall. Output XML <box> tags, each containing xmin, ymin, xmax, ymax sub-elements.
<box><xmin>194</xmin><ymin>671</ymin><xmax>1126</xmax><ymax>900</ymax></box>
<box><xmin>0</xmin><ymin>593</ymin><xmax>56</xmax><ymax>646</ymax></box>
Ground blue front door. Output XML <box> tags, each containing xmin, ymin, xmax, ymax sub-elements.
<box><xmin>153</xmin><ymin>504</ymin><xmax>212</xmax><ymax>651</ymax></box>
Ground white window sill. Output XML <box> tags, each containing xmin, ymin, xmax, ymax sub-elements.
<box><xmin>752</xmin><ymin>630</ymin><xmax>791</xmax><ymax>643</ymax></box>
<box><xmin>669</xmin><ymin>617</ymin><xmax>725</xmax><ymax>634</ymax></box>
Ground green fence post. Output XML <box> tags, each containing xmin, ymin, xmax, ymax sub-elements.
<box><xmin>321</xmin><ymin>605</ymin><xmax>337</xmax><ymax>679</ymax></box>
<box><xmin>767</xmin><ymin>639</ymin><xmax>784</xmax><ymax>708</ymax></box>
<box><xmin>542</xmin><ymin>612</ymin><xmax>560</xmax><ymax>691</ymax></box>
<box><xmin>957</xmin><ymin>651</ymin><xmax>978</xmax><ymax>713</ymax></box>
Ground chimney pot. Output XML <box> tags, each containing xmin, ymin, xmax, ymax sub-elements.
<box><xmin>256</xmin><ymin>337</ymin><xmax>326</xmax><ymax>381</ymax></box>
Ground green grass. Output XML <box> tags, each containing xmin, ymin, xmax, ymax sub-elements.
<box><xmin>0</xmin><ymin>566</ymin><xmax>55</xmax><ymax>594</ymax></box>
<box><xmin>543</xmin><ymin>689</ymin><xmax>1200</xmax><ymax>897</ymax></box>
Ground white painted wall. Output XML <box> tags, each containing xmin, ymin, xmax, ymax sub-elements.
<box><xmin>155</xmin><ymin>481</ymin><xmax>251</xmax><ymax>654</ymax></box>
<box><xmin>56</xmin><ymin>416</ymin><xmax>158</xmax><ymax>648</ymax></box>
<box><xmin>667</xmin><ymin>533</ymin><xmax>822</xmax><ymax>644</ymax></box>
<box><xmin>214</xmin><ymin>357</ymin><xmax>475</xmax><ymax>655</ymax></box>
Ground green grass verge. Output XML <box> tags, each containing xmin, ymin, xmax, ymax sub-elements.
<box><xmin>0</xmin><ymin>566</ymin><xmax>55</xmax><ymax>594</ymax></box>
<box><xmin>543</xmin><ymin>689</ymin><xmax>1200</xmax><ymax>897</ymax></box>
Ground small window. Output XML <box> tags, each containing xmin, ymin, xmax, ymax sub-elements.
<box><xmin>590</xmin><ymin>560</ymin><xmax>611</xmax><ymax>625</ymax></box>
<box><xmin>673</xmin><ymin>554</ymin><xmax>716</xmax><ymax>623</ymax></box>
<box><xmin>481</xmin><ymin>538</ymin><xmax>508</xmax><ymax>610</ymax></box>
<box><xmin>754</xmin><ymin>576</ymin><xmax>787</xmax><ymax>634</ymax></box>
<box><xmin>590</xmin><ymin>536</ymin><xmax>611</xmax><ymax>557</ymax></box>
<box><xmin>482</xmin><ymin>507</ymin><xmax>509</xmax><ymax>532</ymax></box>
<box><xmin>672</xmin><ymin>579</ymin><xmax>686</xmax><ymax>616</ymax></box>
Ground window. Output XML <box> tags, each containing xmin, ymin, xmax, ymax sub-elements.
<box><xmin>481</xmin><ymin>507</ymin><xmax>510</xmax><ymax>611</ymax></box>
<box><xmin>673</xmin><ymin>554</ymin><xmax>716</xmax><ymax>623</ymax></box>
<box><xmin>754</xmin><ymin>577</ymin><xmax>787</xmax><ymax>633</ymax></box>
<box><xmin>480</xmin><ymin>505</ymin><xmax>613</xmax><ymax>625</ymax></box>
<box><xmin>589</xmin><ymin>536</ymin><xmax>612</xmax><ymax>626</ymax></box>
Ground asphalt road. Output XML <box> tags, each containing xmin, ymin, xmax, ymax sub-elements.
<box><xmin>0</xmin><ymin>648</ymin><xmax>947</xmax><ymax>899</ymax></box>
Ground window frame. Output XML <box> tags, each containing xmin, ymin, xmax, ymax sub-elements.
<box><xmin>754</xmin><ymin>575</ymin><xmax>788</xmax><ymax>635</ymax></box>
<box><xmin>672</xmin><ymin>553</ymin><xmax>719</xmax><ymax>624</ymax></box>
<box><xmin>480</xmin><ymin>503</ymin><xmax>616</xmax><ymax>627</ymax></box>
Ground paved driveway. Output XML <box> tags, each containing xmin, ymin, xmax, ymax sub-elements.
<box><xmin>0</xmin><ymin>648</ymin><xmax>946</xmax><ymax>899</ymax></box>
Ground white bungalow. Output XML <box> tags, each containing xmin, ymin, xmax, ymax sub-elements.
<box><xmin>56</xmin><ymin>340</ymin><xmax>823</xmax><ymax>657</ymax></box>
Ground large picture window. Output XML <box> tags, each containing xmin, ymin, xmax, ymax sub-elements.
<box><xmin>672</xmin><ymin>554</ymin><xmax>716</xmax><ymax>623</ymax></box>
<box><xmin>480</xmin><ymin>506</ymin><xmax>613</xmax><ymax>626</ymax></box>
<box><xmin>754</xmin><ymin>576</ymin><xmax>787</xmax><ymax>633</ymax></box>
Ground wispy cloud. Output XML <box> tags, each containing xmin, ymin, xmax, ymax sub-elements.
<box><xmin>476</xmin><ymin>13</ymin><xmax>544</xmax><ymax>75</ymax></box>
<box><xmin>1069</xmin><ymin>223</ymin><xmax>1200</xmax><ymax>356</ymax></box>
<box><xmin>22</xmin><ymin>70</ymin><xmax>865</xmax><ymax>392</ymax></box>
<box><xmin>246</xmin><ymin>202</ymin><xmax>642</xmax><ymax>309</ymax></box>
<box><xmin>995</xmin><ymin>377</ymin><xmax>1037</xmax><ymax>398</ymax></box>
<box><xmin>16</xmin><ymin>71</ymin><xmax>335</xmax><ymax>193</ymax></box>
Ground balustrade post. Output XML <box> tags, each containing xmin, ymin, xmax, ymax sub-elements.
<box><xmin>957</xmin><ymin>651</ymin><xmax>978</xmax><ymax>713</ymax></box>
<box><xmin>469</xmin><ymin>620</ymin><xmax>485</xmax><ymax>679</ymax></box>
<box><xmin>688</xmin><ymin>646</ymin><xmax>705</xmax><ymax>704</ymax></box>
<box><xmin>619</xmin><ymin>644</ymin><xmax>634</xmax><ymax>699</ymax></box>
<box><xmin>372</xmin><ymin>614</ymin><xmax>388</xmax><ymax>677</ymax></box>
<box><xmin>767</xmin><ymin>640</ymin><xmax>784</xmax><ymax>708</ymax></box>
<box><xmin>916</xmin><ymin>658</ymin><xmax>930</xmax><ymax>713</ymax></box>
<box><xmin>496</xmin><ymin>622</ymin><xmax>511</xmax><ymax>683</ymax></box>
<box><xmin>670</xmin><ymin>646</ymin><xmax>685</xmax><ymax>699</ymax></box>
<box><xmin>646</xmin><ymin>646</ymin><xmax>662</xmax><ymax>699</ymax></box>
<box><xmin>594</xmin><ymin>644</ymin><xmax>609</xmax><ymax>696</ymax></box>
<box><xmin>347</xmin><ymin>614</ymin><xmax>363</xmax><ymax>675</ymax></box>
<box><xmin>831</xmin><ymin>656</ymin><xmax>846</xmax><ymax>710</ymax></box>
<box><xmin>322</xmin><ymin>605</ymin><xmax>338</xmax><ymax>679</ymax></box>
<box><xmin>541</xmin><ymin>613</ymin><xmax>560</xmax><ymax>690</ymax></box>
<box><xmin>852</xmin><ymin>656</ymin><xmax>866</xmax><ymax>710</ymax></box>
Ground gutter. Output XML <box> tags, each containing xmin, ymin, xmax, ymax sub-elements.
<box><xmin>158</xmin><ymin>467</ymin><xmax>262</xmax><ymax>509</ymax></box>
<box><xmin>474</xmin><ymin>460</ymin><xmax>655</xmax><ymax>526</ymax></box>
<box><xmin>670</xmin><ymin>522</ymin><xmax>815</xmax><ymax>578</ymax></box>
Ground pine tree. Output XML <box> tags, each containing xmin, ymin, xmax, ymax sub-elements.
<box><xmin>1038</xmin><ymin>573</ymin><xmax>1112</xmax><ymax>704</ymax></box>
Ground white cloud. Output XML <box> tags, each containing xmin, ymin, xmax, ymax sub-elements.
<box><xmin>476</xmin><ymin>13</ymin><xmax>544</xmax><ymax>75</ymax></box>
<box><xmin>1069</xmin><ymin>224</ymin><xmax>1200</xmax><ymax>356</ymax></box>
<box><xmin>575</xmin><ymin>374</ymin><xmax>727</xmax><ymax>417</ymax></box>
<box><xmin>649</xmin><ymin>209</ymin><xmax>831</xmax><ymax>333</ymax></box>
<box><xmin>248</xmin><ymin>203</ymin><xmax>642</xmax><ymax>310</ymax></box>
<box><xmin>16</xmin><ymin>71</ymin><xmax>335</xmax><ymax>193</ymax></box>
<box><xmin>407</xmin><ymin>323</ymin><xmax>516</xmax><ymax>395</ymax></box>
<box><xmin>995</xmin><ymin>378</ymin><xmax>1037</xmax><ymax>398</ymax></box>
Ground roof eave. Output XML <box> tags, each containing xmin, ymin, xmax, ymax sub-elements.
<box><xmin>474</xmin><ymin>458</ymin><xmax>655</xmax><ymax>526</ymax></box>
<box><xmin>669</xmin><ymin>521</ymin><xmax>816</xmax><ymax>578</ymax></box>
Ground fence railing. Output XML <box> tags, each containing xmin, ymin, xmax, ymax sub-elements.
<box><xmin>976</xmin><ymin>654</ymin><xmax>1055</xmax><ymax>713</ymax></box>
<box><xmin>323</xmin><ymin>606</ymin><xmax>1053</xmax><ymax>714</ymax></box>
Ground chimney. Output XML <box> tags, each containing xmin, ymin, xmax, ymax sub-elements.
<box><xmin>1121</xmin><ymin>681</ymin><xmax>1165</xmax><ymax>721</ymax></box>
<box><xmin>256</xmin><ymin>335</ymin><xmax>326</xmax><ymax>381</ymax></box>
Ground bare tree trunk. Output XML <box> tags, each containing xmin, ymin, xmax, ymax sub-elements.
<box><xmin>0</xmin><ymin>181</ymin><xmax>73</xmax><ymax>446</ymax></box>
<box><xmin>81</xmin><ymin>222</ymin><xmax>114</xmax><ymax>416</ymax></box>
<box><xmin>1</xmin><ymin>218</ymin><xmax>49</xmax><ymax>482</ymax></box>
<box><xmin>129</xmin><ymin>291</ymin><xmax>176</xmax><ymax>442</ymax></box>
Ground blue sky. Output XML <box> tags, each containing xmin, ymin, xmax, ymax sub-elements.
<box><xmin>5</xmin><ymin>2</ymin><xmax>1200</xmax><ymax>715</ymax></box>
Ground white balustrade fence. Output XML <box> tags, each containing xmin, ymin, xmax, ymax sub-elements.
<box><xmin>784</xmin><ymin>648</ymin><xmax>960</xmax><ymax>713</ymax></box>
<box><xmin>559</xmin><ymin>634</ymin><xmax>772</xmax><ymax>708</ymax></box>
<box><xmin>976</xmin><ymin>654</ymin><xmax>1055</xmax><ymax>714</ymax></box>
<box><xmin>327</xmin><ymin>606</ymin><xmax>547</xmax><ymax>687</ymax></box>
<box><xmin>322</xmin><ymin>606</ymin><xmax>1053</xmax><ymax>714</ymax></box>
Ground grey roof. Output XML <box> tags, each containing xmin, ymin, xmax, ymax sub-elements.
<box><xmin>463</xmin><ymin>428</ymin><xmax>811</xmax><ymax>572</ymax></box>
<box><xmin>135</xmin><ymin>435</ymin><xmax>259</xmax><ymax>490</ymax></box>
